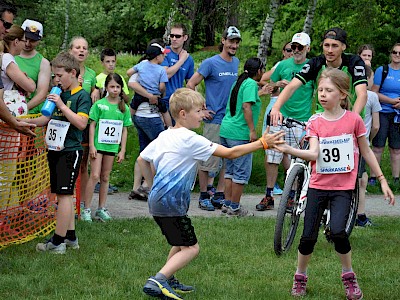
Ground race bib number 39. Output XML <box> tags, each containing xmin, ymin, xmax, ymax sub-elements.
<box><xmin>98</xmin><ymin>119</ymin><xmax>123</xmax><ymax>144</ymax></box>
<box><xmin>316</xmin><ymin>134</ymin><xmax>354</xmax><ymax>174</ymax></box>
<box><xmin>45</xmin><ymin>119</ymin><xmax>70</xmax><ymax>151</ymax></box>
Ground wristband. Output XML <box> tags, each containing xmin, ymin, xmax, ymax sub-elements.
<box><xmin>259</xmin><ymin>137</ymin><xmax>269</xmax><ymax>150</ymax></box>
<box><xmin>377</xmin><ymin>174</ymin><xmax>386</xmax><ymax>182</ymax></box>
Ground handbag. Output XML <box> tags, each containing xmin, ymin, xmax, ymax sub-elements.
<box><xmin>1</xmin><ymin>53</ymin><xmax>28</xmax><ymax>117</ymax></box>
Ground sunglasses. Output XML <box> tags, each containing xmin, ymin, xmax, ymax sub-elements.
<box><xmin>284</xmin><ymin>48</ymin><xmax>293</xmax><ymax>52</ymax></box>
<box><xmin>391</xmin><ymin>51</ymin><xmax>400</xmax><ymax>55</ymax></box>
<box><xmin>291</xmin><ymin>44</ymin><xmax>305</xmax><ymax>51</ymax></box>
<box><xmin>0</xmin><ymin>18</ymin><xmax>13</xmax><ymax>30</ymax></box>
<box><xmin>170</xmin><ymin>34</ymin><xmax>183</xmax><ymax>39</ymax></box>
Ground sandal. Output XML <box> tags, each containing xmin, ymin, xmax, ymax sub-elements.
<box><xmin>128</xmin><ymin>190</ymin><xmax>147</xmax><ymax>201</ymax></box>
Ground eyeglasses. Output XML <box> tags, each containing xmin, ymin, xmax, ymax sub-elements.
<box><xmin>291</xmin><ymin>44</ymin><xmax>305</xmax><ymax>51</ymax></box>
<box><xmin>284</xmin><ymin>48</ymin><xmax>293</xmax><ymax>52</ymax></box>
<box><xmin>0</xmin><ymin>18</ymin><xmax>13</xmax><ymax>30</ymax></box>
<box><xmin>391</xmin><ymin>51</ymin><xmax>400</xmax><ymax>55</ymax></box>
<box><xmin>170</xmin><ymin>34</ymin><xmax>183</xmax><ymax>39</ymax></box>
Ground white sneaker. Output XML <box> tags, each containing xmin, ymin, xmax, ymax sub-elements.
<box><xmin>36</xmin><ymin>240</ymin><xmax>66</xmax><ymax>254</ymax></box>
<box><xmin>81</xmin><ymin>208</ymin><xmax>92</xmax><ymax>222</ymax></box>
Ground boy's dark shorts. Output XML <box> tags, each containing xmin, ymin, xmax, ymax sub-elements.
<box><xmin>47</xmin><ymin>150</ymin><xmax>83</xmax><ymax>195</ymax></box>
<box><xmin>153</xmin><ymin>215</ymin><xmax>198</xmax><ymax>247</ymax></box>
<box><xmin>131</xmin><ymin>94</ymin><xmax>167</xmax><ymax>113</ymax></box>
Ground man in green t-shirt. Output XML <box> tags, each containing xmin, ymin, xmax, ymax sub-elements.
<box><xmin>16</xmin><ymin>19</ymin><xmax>51</xmax><ymax>114</ymax></box>
<box><xmin>257</xmin><ymin>32</ymin><xmax>313</xmax><ymax>211</ymax></box>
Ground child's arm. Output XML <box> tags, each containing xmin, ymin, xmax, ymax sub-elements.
<box><xmin>165</xmin><ymin>50</ymin><xmax>189</xmax><ymax>79</ymax></box>
<box><xmin>213</xmin><ymin>130</ymin><xmax>285</xmax><ymax>159</ymax></box>
<box><xmin>162</xmin><ymin>111</ymin><xmax>173</xmax><ymax>128</ymax></box>
<box><xmin>370</xmin><ymin>111</ymin><xmax>380</xmax><ymax>141</ymax></box>
<box><xmin>275</xmin><ymin>136</ymin><xmax>319</xmax><ymax>161</ymax></box>
<box><xmin>89</xmin><ymin>121</ymin><xmax>97</xmax><ymax>159</ymax></box>
<box><xmin>116</xmin><ymin>127</ymin><xmax>128</xmax><ymax>163</ymax></box>
<box><xmin>128</xmin><ymin>80</ymin><xmax>158</xmax><ymax>104</ymax></box>
<box><xmin>25</xmin><ymin>115</ymin><xmax>51</xmax><ymax>127</ymax></box>
<box><xmin>138</xmin><ymin>156</ymin><xmax>155</xmax><ymax>188</ymax></box>
<box><xmin>47</xmin><ymin>94</ymin><xmax>88</xmax><ymax>130</ymax></box>
<box><xmin>159</xmin><ymin>82</ymin><xmax>166</xmax><ymax>98</ymax></box>
<box><xmin>358</xmin><ymin>135</ymin><xmax>395</xmax><ymax>205</ymax></box>
<box><xmin>242</xmin><ymin>102</ymin><xmax>257</xmax><ymax>142</ymax></box>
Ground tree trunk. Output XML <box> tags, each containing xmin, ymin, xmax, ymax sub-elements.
<box><xmin>163</xmin><ymin>7</ymin><xmax>176</xmax><ymax>45</ymax></box>
<box><xmin>203</xmin><ymin>0</ymin><xmax>217</xmax><ymax>46</ymax></box>
<box><xmin>61</xmin><ymin>0</ymin><xmax>70</xmax><ymax>51</ymax></box>
<box><xmin>225</xmin><ymin>0</ymin><xmax>239</xmax><ymax>28</ymax></box>
<box><xmin>257</xmin><ymin>0</ymin><xmax>280</xmax><ymax>66</ymax></box>
<box><xmin>302</xmin><ymin>0</ymin><xmax>317</xmax><ymax>35</ymax></box>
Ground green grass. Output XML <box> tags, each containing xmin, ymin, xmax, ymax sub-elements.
<box><xmin>1</xmin><ymin>217</ymin><xmax>399</xmax><ymax>299</ymax></box>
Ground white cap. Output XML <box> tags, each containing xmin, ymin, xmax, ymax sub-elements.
<box><xmin>21</xmin><ymin>19</ymin><xmax>43</xmax><ymax>41</ymax></box>
<box><xmin>291</xmin><ymin>32</ymin><xmax>311</xmax><ymax>46</ymax></box>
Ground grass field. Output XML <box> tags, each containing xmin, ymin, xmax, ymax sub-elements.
<box><xmin>1</xmin><ymin>217</ymin><xmax>399</xmax><ymax>299</ymax></box>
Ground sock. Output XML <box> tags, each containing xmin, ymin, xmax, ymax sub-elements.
<box><xmin>155</xmin><ymin>272</ymin><xmax>168</xmax><ymax>281</ymax></box>
<box><xmin>342</xmin><ymin>267</ymin><xmax>353</xmax><ymax>274</ymax></box>
<box><xmin>200</xmin><ymin>192</ymin><xmax>209</xmax><ymax>200</ymax></box>
<box><xmin>51</xmin><ymin>233</ymin><xmax>65</xmax><ymax>246</ymax></box>
<box><xmin>206</xmin><ymin>185</ymin><xmax>214</xmax><ymax>191</ymax></box>
<box><xmin>266</xmin><ymin>188</ymin><xmax>273</xmax><ymax>197</ymax></box>
<box><xmin>65</xmin><ymin>230</ymin><xmax>76</xmax><ymax>241</ymax></box>
<box><xmin>230</xmin><ymin>202</ymin><xmax>240</xmax><ymax>210</ymax></box>
<box><xmin>214</xmin><ymin>192</ymin><xmax>225</xmax><ymax>199</ymax></box>
<box><xmin>289</xmin><ymin>190</ymin><xmax>296</xmax><ymax>199</ymax></box>
<box><xmin>370</xmin><ymin>176</ymin><xmax>376</xmax><ymax>181</ymax></box>
<box><xmin>357</xmin><ymin>214</ymin><xmax>367</xmax><ymax>222</ymax></box>
<box><xmin>393</xmin><ymin>177</ymin><xmax>399</xmax><ymax>183</ymax></box>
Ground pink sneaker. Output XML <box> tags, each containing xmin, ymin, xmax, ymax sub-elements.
<box><xmin>291</xmin><ymin>273</ymin><xmax>308</xmax><ymax>297</ymax></box>
<box><xmin>341</xmin><ymin>272</ymin><xmax>363</xmax><ymax>299</ymax></box>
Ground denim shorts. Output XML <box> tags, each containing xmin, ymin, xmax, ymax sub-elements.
<box><xmin>220</xmin><ymin>137</ymin><xmax>253</xmax><ymax>184</ymax></box>
<box><xmin>133</xmin><ymin>115</ymin><xmax>165</xmax><ymax>152</ymax></box>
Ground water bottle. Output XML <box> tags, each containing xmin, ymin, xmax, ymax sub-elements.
<box><xmin>41</xmin><ymin>86</ymin><xmax>62</xmax><ymax>117</ymax></box>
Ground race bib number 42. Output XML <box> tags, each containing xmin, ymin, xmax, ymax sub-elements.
<box><xmin>316</xmin><ymin>134</ymin><xmax>354</xmax><ymax>174</ymax></box>
<box><xmin>98</xmin><ymin>119</ymin><xmax>123</xmax><ymax>144</ymax></box>
<box><xmin>45</xmin><ymin>119</ymin><xmax>70</xmax><ymax>151</ymax></box>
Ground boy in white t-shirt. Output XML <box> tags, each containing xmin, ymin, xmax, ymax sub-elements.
<box><xmin>138</xmin><ymin>88</ymin><xmax>284</xmax><ymax>300</ymax></box>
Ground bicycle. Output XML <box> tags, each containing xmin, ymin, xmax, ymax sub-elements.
<box><xmin>272</xmin><ymin>117</ymin><xmax>359</xmax><ymax>256</ymax></box>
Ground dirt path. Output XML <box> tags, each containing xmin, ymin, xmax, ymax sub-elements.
<box><xmin>89</xmin><ymin>193</ymin><xmax>399</xmax><ymax>219</ymax></box>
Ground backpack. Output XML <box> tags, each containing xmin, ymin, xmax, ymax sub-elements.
<box><xmin>379</xmin><ymin>64</ymin><xmax>389</xmax><ymax>92</ymax></box>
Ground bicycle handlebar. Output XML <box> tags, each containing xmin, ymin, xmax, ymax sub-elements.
<box><xmin>265</xmin><ymin>114</ymin><xmax>306</xmax><ymax>130</ymax></box>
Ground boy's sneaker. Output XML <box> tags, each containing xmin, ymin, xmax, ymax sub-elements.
<box><xmin>198</xmin><ymin>199</ymin><xmax>215</xmax><ymax>211</ymax></box>
<box><xmin>221</xmin><ymin>202</ymin><xmax>230</xmax><ymax>214</ymax></box>
<box><xmin>36</xmin><ymin>240</ymin><xmax>66</xmax><ymax>254</ymax></box>
<box><xmin>168</xmin><ymin>276</ymin><xmax>194</xmax><ymax>293</ymax></box>
<box><xmin>95</xmin><ymin>208</ymin><xmax>112</xmax><ymax>222</ymax></box>
<box><xmin>367</xmin><ymin>177</ymin><xmax>376</xmax><ymax>186</ymax></box>
<box><xmin>341</xmin><ymin>272</ymin><xmax>363</xmax><ymax>300</ymax></box>
<box><xmin>109</xmin><ymin>184</ymin><xmax>118</xmax><ymax>193</ymax></box>
<box><xmin>211</xmin><ymin>192</ymin><xmax>224</xmax><ymax>209</ymax></box>
<box><xmin>143</xmin><ymin>276</ymin><xmax>184</xmax><ymax>300</ymax></box>
<box><xmin>291</xmin><ymin>273</ymin><xmax>308</xmax><ymax>297</ymax></box>
<box><xmin>81</xmin><ymin>208</ymin><xmax>92</xmax><ymax>222</ymax></box>
<box><xmin>355</xmin><ymin>217</ymin><xmax>375</xmax><ymax>227</ymax></box>
<box><xmin>256</xmin><ymin>196</ymin><xmax>274</xmax><ymax>211</ymax></box>
<box><xmin>273</xmin><ymin>183</ymin><xmax>283</xmax><ymax>195</ymax></box>
<box><xmin>227</xmin><ymin>206</ymin><xmax>253</xmax><ymax>217</ymax></box>
<box><xmin>64</xmin><ymin>238</ymin><xmax>80</xmax><ymax>250</ymax></box>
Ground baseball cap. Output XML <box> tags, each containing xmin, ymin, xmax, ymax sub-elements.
<box><xmin>146</xmin><ymin>43</ymin><xmax>171</xmax><ymax>60</ymax></box>
<box><xmin>223</xmin><ymin>26</ymin><xmax>241</xmax><ymax>40</ymax></box>
<box><xmin>291</xmin><ymin>32</ymin><xmax>311</xmax><ymax>46</ymax></box>
<box><xmin>323</xmin><ymin>27</ymin><xmax>347</xmax><ymax>45</ymax></box>
<box><xmin>21</xmin><ymin>19</ymin><xmax>43</xmax><ymax>41</ymax></box>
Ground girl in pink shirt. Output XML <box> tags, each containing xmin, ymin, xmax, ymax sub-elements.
<box><xmin>276</xmin><ymin>68</ymin><xmax>394</xmax><ymax>300</ymax></box>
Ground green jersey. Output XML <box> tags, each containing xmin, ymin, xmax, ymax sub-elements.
<box><xmin>220</xmin><ymin>78</ymin><xmax>261</xmax><ymax>140</ymax></box>
<box><xmin>82</xmin><ymin>66</ymin><xmax>96</xmax><ymax>93</ymax></box>
<box><xmin>51</xmin><ymin>86</ymin><xmax>91</xmax><ymax>151</ymax></box>
<box><xmin>89</xmin><ymin>97</ymin><xmax>132</xmax><ymax>153</ymax></box>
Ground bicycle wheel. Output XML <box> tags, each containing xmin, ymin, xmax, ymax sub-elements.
<box><xmin>345</xmin><ymin>180</ymin><xmax>359</xmax><ymax>236</ymax></box>
<box><xmin>274</xmin><ymin>164</ymin><xmax>305</xmax><ymax>256</ymax></box>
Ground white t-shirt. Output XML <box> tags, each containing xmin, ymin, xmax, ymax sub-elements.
<box><xmin>1</xmin><ymin>53</ymin><xmax>17</xmax><ymax>90</ymax></box>
<box><xmin>364</xmin><ymin>90</ymin><xmax>381</xmax><ymax>144</ymax></box>
<box><xmin>140</xmin><ymin>127</ymin><xmax>218</xmax><ymax>216</ymax></box>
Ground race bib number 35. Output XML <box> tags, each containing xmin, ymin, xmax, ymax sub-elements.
<box><xmin>316</xmin><ymin>134</ymin><xmax>354</xmax><ymax>174</ymax></box>
<box><xmin>98</xmin><ymin>119</ymin><xmax>123</xmax><ymax>144</ymax></box>
<box><xmin>45</xmin><ymin>119</ymin><xmax>70</xmax><ymax>151</ymax></box>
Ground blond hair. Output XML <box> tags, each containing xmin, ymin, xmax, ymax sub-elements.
<box><xmin>51</xmin><ymin>52</ymin><xmax>80</xmax><ymax>77</ymax></box>
<box><xmin>318</xmin><ymin>68</ymin><xmax>351</xmax><ymax>110</ymax></box>
<box><xmin>0</xmin><ymin>25</ymin><xmax>24</xmax><ymax>53</ymax></box>
<box><xmin>169</xmin><ymin>88</ymin><xmax>205</xmax><ymax>120</ymax></box>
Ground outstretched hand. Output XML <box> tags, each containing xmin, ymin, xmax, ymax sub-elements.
<box><xmin>262</xmin><ymin>128</ymin><xmax>285</xmax><ymax>149</ymax></box>
<box><xmin>380</xmin><ymin>180</ymin><xmax>395</xmax><ymax>205</ymax></box>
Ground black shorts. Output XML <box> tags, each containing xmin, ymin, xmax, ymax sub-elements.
<box><xmin>97</xmin><ymin>150</ymin><xmax>115</xmax><ymax>157</ymax></box>
<box><xmin>47</xmin><ymin>150</ymin><xmax>83</xmax><ymax>195</ymax></box>
<box><xmin>153</xmin><ymin>215</ymin><xmax>197</xmax><ymax>246</ymax></box>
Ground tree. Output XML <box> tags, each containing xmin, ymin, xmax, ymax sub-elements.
<box><xmin>302</xmin><ymin>0</ymin><xmax>317</xmax><ymax>35</ymax></box>
<box><xmin>257</xmin><ymin>0</ymin><xmax>281</xmax><ymax>65</ymax></box>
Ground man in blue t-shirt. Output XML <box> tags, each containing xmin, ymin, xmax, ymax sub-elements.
<box><xmin>187</xmin><ymin>26</ymin><xmax>241</xmax><ymax>211</ymax></box>
<box><xmin>160</xmin><ymin>23</ymin><xmax>194</xmax><ymax>109</ymax></box>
